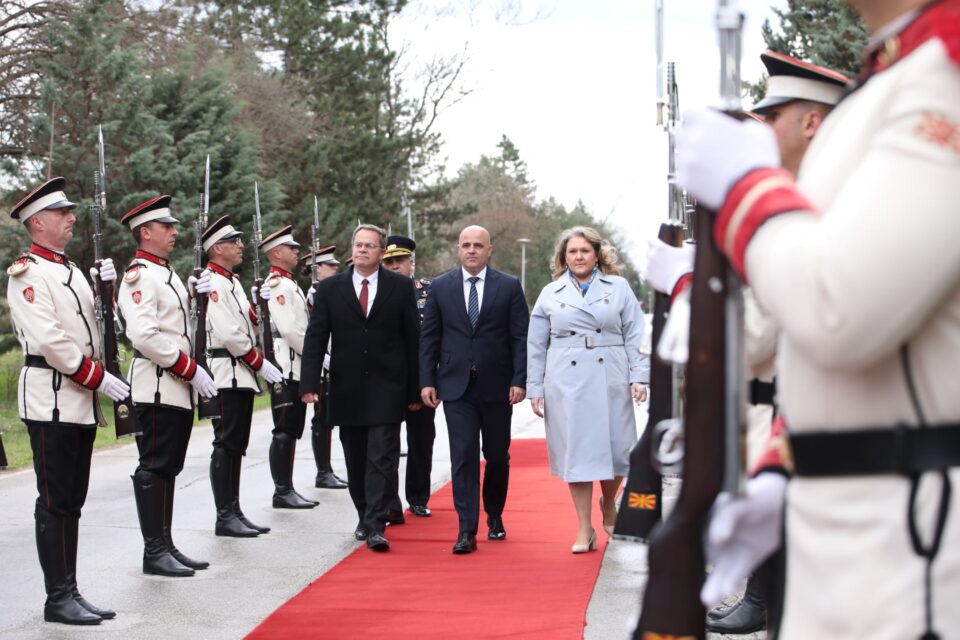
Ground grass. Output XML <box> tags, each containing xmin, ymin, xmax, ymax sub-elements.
<box><xmin>0</xmin><ymin>347</ymin><xmax>272</xmax><ymax>471</ymax></box>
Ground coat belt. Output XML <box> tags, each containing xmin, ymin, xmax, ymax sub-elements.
<box><xmin>209</xmin><ymin>349</ymin><xmax>234</xmax><ymax>359</ymax></box>
<box><xmin>749</xmin><ymin>378</ymin><xmax>776</xmax><ymax>406</ymax></box>
<box><xmin>548</xmin><ymin>334</ymin><xmax>624</xmax><ymax>349</ymax></box>
<box><xmin>790</xmin><ymin>423</ymin><xmax>960</xmax><ymax>477</ymax></box>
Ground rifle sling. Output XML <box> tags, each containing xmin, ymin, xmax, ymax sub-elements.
<box><xmin>791</xmin><ymin>423</ymin><xmax>960</xmax><ymax>477</ymax></box>
<box><xmin>749</xmin><ymin>378</ymin><xmax>776</xmax><ymax>406</ymax></box>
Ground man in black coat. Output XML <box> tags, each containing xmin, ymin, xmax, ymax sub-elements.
<box><xmin>420</xmin><ymin>225</ymin><xmax>529</xmax><ymax>554</ymax></box>
<box><xmin>300</xmin><ymin>224</ymin><xmax>421</xmax><ymax>552</ymax></box>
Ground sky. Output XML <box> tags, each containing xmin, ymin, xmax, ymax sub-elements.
<box><xmin>392</xmin><ymin>0</ymin><xmax>789</xmax><ymax>267</ymax></box>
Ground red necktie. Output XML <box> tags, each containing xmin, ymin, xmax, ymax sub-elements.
<box><xmin>359</xmin><ymin>279</ymin><xmax>369</xmax><ymax>316</ymax></box>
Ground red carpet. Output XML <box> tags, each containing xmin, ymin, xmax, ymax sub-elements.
<box><xmin>246</xmin><ymin>439</ymin><xmax>607</xmax><ymax>639</ymax></box>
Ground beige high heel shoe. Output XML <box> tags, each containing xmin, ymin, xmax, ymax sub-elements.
<box><xmin>571</xmin><ymin>529</ymin><xmax>597</xmax><ymax>554</ymax></box>
<box><xmin>599</xmin><ymin>496</ymin><xmax>616</xmax><ymax>535</ymax></box>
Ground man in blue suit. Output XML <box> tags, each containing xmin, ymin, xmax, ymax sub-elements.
<box><xmin>420</xmin><ymin>225</ymin><xmax>529</xmax><ymax>554</ymax></box>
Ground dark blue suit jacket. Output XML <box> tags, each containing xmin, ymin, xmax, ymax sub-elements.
<box><xmin>419</xmin><ymin>266</ymin><xmax>529</xmax><ymax>403</ymax></box>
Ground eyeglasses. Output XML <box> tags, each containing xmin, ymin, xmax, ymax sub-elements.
<box><xmin>353</xmin><ymin>242</ymin><xmax>381</xmax><ymax>250</ymax></box>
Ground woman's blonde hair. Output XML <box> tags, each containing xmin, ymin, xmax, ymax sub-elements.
<box><xmin>551</xmin><ymin>226</ymin><xmax>623</xmax><ymax>279</ymax></box>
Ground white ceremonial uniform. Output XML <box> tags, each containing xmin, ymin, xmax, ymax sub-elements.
<box><xmin>527</xmin><ymin>273</ymin><xmax>645</xmax><ymax>481</ymax></box>
<box><xmin>118</xmin><ymin>251</ymin><xmax>194</xmax><ymax>409</ymax></box>
<box><xmin>727</xmin><ymin>9</ymin><xmax>960</xmax><ymax>638</ymax></box>
<box><xmin>205</xmin><ymin>264</ymin><xmax>260</xmax><ymax>392</ymax></box>
<box><xmin>6</xmin><ymin>245</ymin><xmax>103</xmax><ymax>426</ymax></box>
<box><xmin>266</xmin><ymin>268</ymin><xmax>307</xmax><ymax>382</ymax></box>
<box><xmin>743</xmin><ymin>289</ymin><xmax>777</xmax><ymax>470</ymax></box>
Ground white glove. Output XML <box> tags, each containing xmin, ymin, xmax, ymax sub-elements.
<box><xmin>322</xmin><ymin>354</ymin><xmax>331</xmax><ymax>371</ymax></box>
<box><xmin>258</xmin><ymin>359</ymin><xmax>283</xmax><ymax>384</ymax></box>
<box><xmin>658</xmin><ymin>417</ymin><xmax>684</xmax><ymax>458</ymax></box>
<box><xmin>644</xmin><ymin>240</ymin><xmax>694</xmax><ymax>295</ymax></box>
<box><xmin>657</xmin><ymin>287</ymin><xmax>691</xmax><ymax>365</ymax></box>
<box><xmin>252</xmin><ymin>284</ymin><xmax>272</xmax><ymax>302</ymax></box>
<box><xmin>97</xmin><ymin>370</ymin><xmax>130</xmax><ymax>402</ymax></box>
<box><xmin>190</xmin><ymin>366</ymin><xmax>218</xmax><ymax>399</ymax></box>
<box><xmin>188</xmin><ymin>271</ymin><xmax>213</xmax><ymax>295</ymax></box>
<box><xmin>676</xmin><ymin>108</ymin><xmax>781</xmax><ymax>210</ymax></box>
<box><xmin>90</xmin><ymin>258</ymin><xmax>117</xmax><ymax>283</ymax></box>
<box><xmin>701</xmin><ymin>473</ymin><xmax>788</xmax><ymax>606</ymax></box>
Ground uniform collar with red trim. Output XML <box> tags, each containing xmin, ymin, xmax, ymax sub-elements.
<box><xmin>861</xmin><ymin>0</ymin><xmax>960</xmax><ymax>78</ymax></box>
<box><xmin>135</xmin><ymin>249</ymin><xmax>170</xmax><ymax>267</ymax></box>
<box><xmin>269</xmin><ymin>266</ymin><xmax>294</xmax><ymax>280</ymax></box>
<box><xmin>29</xmin><ymin>243</ymin><xmax>68</xmax><ymax>265</ymax></box>
<box><xmin>208</xmin><ymin>262</ymin><xmax>235</xmax><ymax>279</ymax></box>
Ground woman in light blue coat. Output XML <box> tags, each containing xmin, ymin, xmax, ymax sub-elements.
<box><xmin>527</xmin><ymin>227</ymin><xmax>647</xmax><ymax>553</ymax></box>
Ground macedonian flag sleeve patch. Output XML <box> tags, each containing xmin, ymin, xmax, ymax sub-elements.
<box><xmin>628</xmin><ymin>492</ymin><xmax>657</xmax><ymax>510</ymax></box>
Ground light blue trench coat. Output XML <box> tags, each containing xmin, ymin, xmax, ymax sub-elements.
<box><xmin>526</xmin><ymin>273</ymin><xmax>645</xmax><ymax>482</ymax></box>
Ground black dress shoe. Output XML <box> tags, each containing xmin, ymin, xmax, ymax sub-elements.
<box><xmin>487</xmin><ymin>516</ymin><xmax>506</xmax><ymax>540</ymax></box>
<box><xmin>366</xmin><ymin>532</ymin><xmax>390</xmax><ymax>552</ymax></box>
<box><xmin>453</xmin><ymin>532</ymin><xmax>477</xmax><ymax>554</ymax></box>
<box><xmin>354</xmin><ymin>526</ymin><xmax>368</xmax><ymax>541</ymax></box>
<box><xmin>272</xmin><ymin>490</ymin><xmax>317</xmax><ymax>509</ymax></box>
<box><xmin>385</xmin><ymin>510</ymin><xmax>406</xmax><ymax>525</ymax></box>
<box><xmin>705</xmin><ymin>592</ymin><xmax>765</xmax><ymax>634</ymax></box>
<box><xmin>44</xmin><ymin>596</ymin><xmax>103</xmax><ymax>625</ymax></box>
<box><xmin>74</xmin><ymin>594</ymin><xmax>116</xmax><ymax>620</ymax></box>
<box><xmin>409</xmin><ymin>505</ymin><xmax>432</xmax><ymax>517</ymax></box>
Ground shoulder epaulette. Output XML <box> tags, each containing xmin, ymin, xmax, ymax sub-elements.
<box><xmin>6</xmin><ymin>255</ymin><xmax>35</xmax><ymax>277</ymax></box>
<box><xmin>266</xmin><ymin>273</ymin><xmax>282</xmax><ymax>287</ymax></box>
<box><xmin>123</xmin><ymin>263</ymin><xmax>144</xmax><ymax>284</ymax></box>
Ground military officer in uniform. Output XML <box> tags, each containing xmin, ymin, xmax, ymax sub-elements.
<box><xmin>647</xmin><ymin>52</ymin><xmax>851</xmax><ymax>635</ymax></box>
<box><xmin>260</xmin><ymin>225</ymin><xmax>318</xmax><ymax>509</ymax></box>
<box><xmin>301</xmin><ymin>245</ymin><xmax>348</xmax><ymax>489</ymax></box>
<box><xmin>673</xmin><ymin>1</ymin><xmax>960</xmax><ymax>637</ymax></box>
<box><xmin>6</xmin><ymin>177</ymin><xmax>129</xmax><ymax>625</ymax></box>
<box><xmin>202</xmin><ymin>216</ymin><xmax>283</xmax><ymax>537</ymax></box>
<box><xmin>118</xmin><ymin>195</ymin><xmax>219</xmax><ymax>577</ymax></box>
<box><xmin>383</xmin><ymin>235</ymin><xmax>436</xmax><ymax>518</ymax></box>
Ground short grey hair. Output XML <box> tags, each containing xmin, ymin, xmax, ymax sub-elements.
<box><xmin>351</xmin><ymin>223</ymin><xmax>386</xmax><ymax>248</ymax></box>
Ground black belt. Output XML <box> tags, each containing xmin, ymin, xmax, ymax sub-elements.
<box><xmin>749</xmin><ymin>378</ymin><xmax>776</xmax><ymax>406</ymax></box>
<box><xmin>25</xmin><ymin>355</ymin><xmax>53</xmax><ymax>369</ymax></box>
<box><xmin>209</xmin><ymin>349</ymin><xmax>233</xmax><ymax>359</ymax></box>
<box><xmin>791</xmin><ymin>423</ymin><xmax>960</xmax><ymax>477</ymax></box>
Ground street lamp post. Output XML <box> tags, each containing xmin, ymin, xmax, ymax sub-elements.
<box><xmin>516</xmin><ymin>238</ymin><xmax>531</xmax><ymax>291</ymax></box>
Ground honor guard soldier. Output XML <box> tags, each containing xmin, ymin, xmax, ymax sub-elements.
<box><xmin>383</xmin><ymin>235</ymin><xmax>436</xmax><ymax>518</ymax></box>
<box><xmin>6</xmin><ymin>177</ymin><xmax>128</xmax><ymax>625</ymax></box>
<box><xmin>301</xmin><ymin>245</ymin><xmax>348</xmax><ymax>489</ymax></box>
<box><xmin>675</xmin><ymin>1</ymin><xmax>960</xmax><ymax>638</ymax></box>
<box><xmin>260</xmin><ymin>226</ymin><xmax>318</xmax><ymax>508</ymax></box>
<box><xmin>118</xmin><ymin>196</ymin><xmax>218</xmax><ymax>578</ymax></box>
<box><xmin>648</xmin><ymin>52</ymin><xmax>851</xmax><ymax>635</ymax></box>
<box><xmin>202</xmin><ymin>216</ymin><xmax>283</xmax><ymax>537</ymax></box>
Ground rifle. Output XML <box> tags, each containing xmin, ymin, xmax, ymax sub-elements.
<box><xmin>614</xmin><ymin>0</ymin><xmax>686</xmax><ymax>543</ymax></box>
<box><xmin>634</xmin><ymin>1</ymin><xmax>746</xmax><ymax>638</ymax></box>
<box><xmin>252</xmin><ymin>183</ymin><xmax>286</xmax><ymax>407</ymax></box>
<box><xmin>311</xmin><ymin>196</ymin><xmax>320</xmax><ymax>288</ymax></box>
<box><xmin>0</xmin><ymin>433</ymin><xmax>7</xmax><ymax>469</ymax></box>
<box><xmin>193</xmin><ymin>156</ymin><xmax>219</xmax><ymax>420</ymax></box>
<box><xmin>93</xmin><ymin>126</ymin><xmax>140</xmax><ymax>438</ymax></box>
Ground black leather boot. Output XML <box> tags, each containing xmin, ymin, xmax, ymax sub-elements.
<box><xmin>231</xmin><ymin>452</ymin><xmax>270</xmax><ymax>533</ymax></box>
<box><xmin>35</xmin><ymin>506</ymin><xmax>101</xmax><ymax>625</ymax></box>
<box><xmin>211</xmin><ymin>448</ymin><xmax>259</xmax><ymax>537</ymax></box>
<box><xmin>313</xmin><ymin>428</ymin><xmax>348</xmax><ymax>489</ymax></box>
<box><xmin>706</xmin><ymin>571</ymin><xmax>766</xmax><ymax>634</ymax></box>
<box><xmin>163</xmin><ymin>476</ymin><xmax>209</xmax><ymax>569</ymax></box>
<box><xmin>132</xmin><ymin>470</ymin><xmax>194</xmax><ymax>577</ymax></box>
<box><xmin>64</xmin><ymin>515</ymin><xmax>115</xmax><ymax>619</ymax></box>
<box><xmin>270</xmin><ymin>433</ymin><xmax>316</xmax><ymax>509</ymax></box>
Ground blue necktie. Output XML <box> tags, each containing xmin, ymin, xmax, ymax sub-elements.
<box><xmin>467</xmin><ymin>276</ymin><xmax>480</xmax><ymax>329</ymax></box>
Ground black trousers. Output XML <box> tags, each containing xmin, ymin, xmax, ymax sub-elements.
<box><xmin>26</xmin><ymin>422</ymin><xmax>96</xmax><ymax>517</ymax></box>
<box><xmin>310</xmin><ymin>374</ymin><xmax>332</xmax><ymax>433</ymax></box>
<box><xmin>271</xmin><ymin>380</ymin><xmax>307</xmax><ymax>439</ymax></box>
<box><xmin>443</xmin><ymin>381</ymin><xmax>512</xmax><ymax>535</ymax></box>
<box><xmin>404</xmin><ymin>406</ymin><xmax>436</xmax><ymax>507</ymax></box>
<box><xmin>134</xmin><ymin>405</ymin><xmax>193</xmax><ymax>478</ymax></box>
<box><xmin>212</xmin><ymin>389</ymin><xmax>255</xmax><ymax>455</ymax></box>
<box><xmin>339</xmin><ymin>423</ymin><xmax>400</xmax><ymax>534</ymax></box>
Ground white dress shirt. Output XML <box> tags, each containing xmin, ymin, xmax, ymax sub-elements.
<box><xmin>352</xmin><ymin>268</ymin><xmax>379</xmax><ymax>316</ymax></box>
<box><xmin>461</xmin><ymin>266</ymin><xmax>487</xmax><ymax>313</ymax></box>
